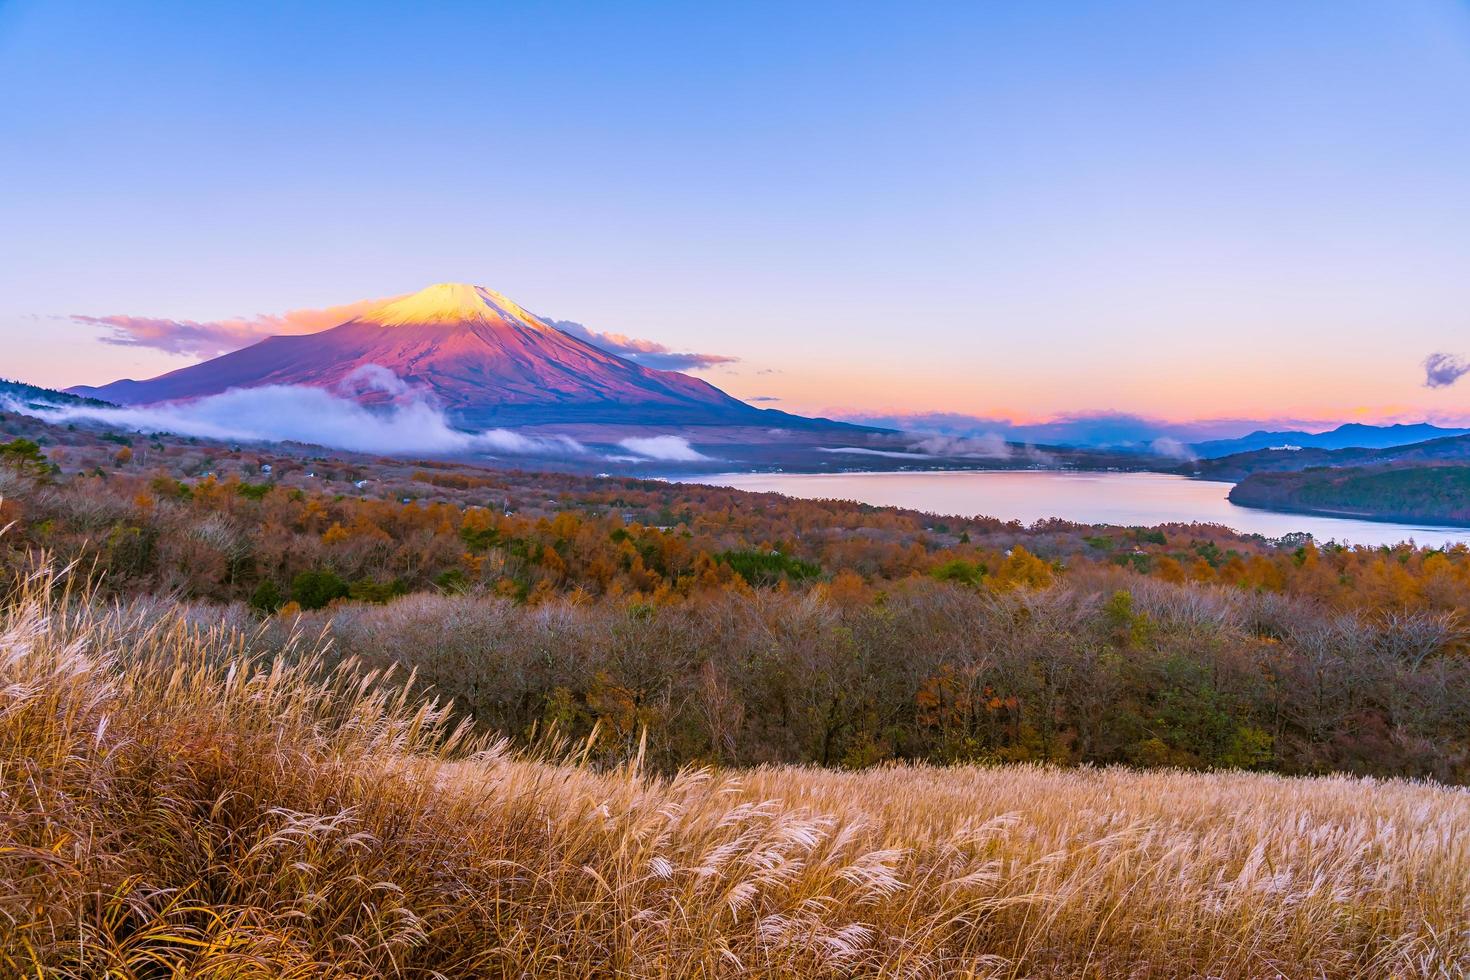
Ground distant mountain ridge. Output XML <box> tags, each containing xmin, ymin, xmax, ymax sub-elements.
<box><xmin>1192</xmin><ymin>422</ymin><xmax>1470</xmax><ymax>459</ymax></box>
<box><xmin>1188</xmin><ymin>432</ymin><xmax>1470</xmax><ymax>482</ymax></box>
<box><xmin>837</xmin><ymin>413</ymin><xmax>1470</xmax><ymax>459</ymax></box>
<box><xmin>1182</xmin><ymin>431</ymin><xmax>1470</xmax><ymax>526</ymax></box>
<box><xmin>69</xmin><ymin>283</ymin><xmax>859</xmax><ymax>431</ymax></box>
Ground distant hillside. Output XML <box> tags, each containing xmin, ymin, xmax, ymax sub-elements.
<box><xmin>1193</xmin><ymin>422</ymin><xmax>1470</xmax><ymax>459</ymax></box>
<box><xmin>0</xmin><ymin>378</ymin><xmax>113</xmax><ymax>410</ymax></box>
<box><xmin>1229</xmin><ymin>464</ymin><xmax>1470</xmax><ymax>526</ymax></box>
<box><xmin>1188</xmin><ymin>433</ymin><xmax>1470</xmax><ymax>482</ymax></box>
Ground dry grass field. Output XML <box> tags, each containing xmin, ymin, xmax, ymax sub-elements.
<box><xmin>3</xmin><ymin>564</ymin><xmax>1467</xmax><ymax>978</ymax></box>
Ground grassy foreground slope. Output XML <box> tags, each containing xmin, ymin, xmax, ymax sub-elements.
<box><xmin>4</xmin><ymin>569</ymin><xmax>1468</xmax><ymax>979</ymax></box>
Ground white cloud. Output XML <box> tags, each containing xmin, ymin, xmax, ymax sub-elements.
<box><xmin>817</xmin><ymin>447</ymin><xmax>934</xmax><ymax>459</ymax></box>
<box><xmin>4</xmin><ymin>369</ymin><xmax>588</xmax><ymax>458</ymax></box>
<box><xmin>617</xmin><ymin>435</ymin><xmax>709</xmax><ymax>461</ymax></box>
<box><xmin>909</xmin><ymin>433</ymin><xmax>1011</xmax><ymax>458</ymax></box>
<box><xmin>1149</xmin><ymin>436</ymin><xmax>1198</xmax><ymax>460</ymax></box>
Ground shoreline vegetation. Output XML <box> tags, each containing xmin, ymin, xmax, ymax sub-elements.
<box><xmin>1229</xmin><ymin>464</ymin><xmax>1470</xmax><ymax>528</ymax></box>
<box><xmin>5</xmin><ymin>565</ymin><xmax>1468</xmax><ymax>978</ymax></box>
<box><xmin>1229</xmin><ymin>495</ymin><xmax>1470</xmax><ymax>530</ymax></box>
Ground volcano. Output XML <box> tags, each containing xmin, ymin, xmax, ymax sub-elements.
<box><xmin>71</xmin><ymin>283</ymin><xmax>834</xmax><ymax>428</ymax></box>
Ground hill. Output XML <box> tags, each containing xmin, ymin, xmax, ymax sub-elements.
<box><xmin>68</xmin><ymin>282</ymin><xmax>857</xmax><ymax>430</ymax></box>
<box><xmin>1192</xmin><ymin>422</ymin><xmax>1470</xmax><ymax>458</ymax></box>
<box><xmin>1229</xmin><ymin>463</ymin><xmax>1470</xmax><ymax>526</ymax></box>
<box><xmin>0</xmin><ymin>377</ymin><xmax>113</xmax><ymax>410</ymax></box>
<box><xmin>5</xmin><ymin>568</ymin><xmax>1467</xmax><ymax>978</ymax></box>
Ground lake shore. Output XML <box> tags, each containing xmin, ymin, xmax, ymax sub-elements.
<box><xmin>670</xmin><ymin>468</ymin><xmax>1470</xmax><ymax>547</ymax></box>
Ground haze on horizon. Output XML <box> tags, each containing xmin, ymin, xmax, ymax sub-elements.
<box><xmin>3</xmin><ymin>1</ymin><xmax>1470</xmax><ymax>430</ymax></box>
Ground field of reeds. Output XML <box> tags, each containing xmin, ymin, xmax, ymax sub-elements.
<box><xmin>4</xmin><ymin>564</ymin><xmax>1468</xmax><ymax>979</ymax></box>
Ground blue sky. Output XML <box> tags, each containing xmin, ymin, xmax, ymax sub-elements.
<box><xmin>3</xmin><ymin>1</ymin><xmax>1470</xmax><ymax>426</ymax></box>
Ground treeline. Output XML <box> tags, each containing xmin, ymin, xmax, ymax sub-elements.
<box><xmin>188</xmin><ymin>573</ymin><xmax>1467</xmax><ymax>781</ymax></box>
<box><xmin>9</xmin><ymin>444</ymin><xmax>1470</xmax><ymax>617</ymax></box>
<box><xmin>11</xmin><ymin>461</ymin><xmax>1470</xmax><ymax>616</ymax></box>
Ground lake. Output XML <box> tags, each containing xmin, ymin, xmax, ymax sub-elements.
<box><xmin>677</xmin><ymin>470</ymin><xmax>1470</xmax><ymax>548</ymax></box>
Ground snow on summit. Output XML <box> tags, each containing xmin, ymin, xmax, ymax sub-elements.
<box><xmin>357</xmin><ymin>283</ymin><xmax>552</xmax><ymax>330</ymax></box>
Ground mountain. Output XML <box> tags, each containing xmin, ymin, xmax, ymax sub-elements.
<box><xmin>1192</xmin><ymin>423</ymin><xmax>1470</xmax><ymax>459</ymax></box>
<box><xmin>70</xmin><ymin>283</ymin><xmax>847</xmax><ymax>429</ymax></box>
<box><xmin>1189</xmin><ymin>432</ymin><xmax>1470</xmax><ymax>526</ymax></box>
<box><xmin>1187</xmin><ymin>433</ymin><xmax>1470</xmax><ymax>482</ymax></box>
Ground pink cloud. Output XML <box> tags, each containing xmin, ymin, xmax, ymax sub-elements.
<box><xmin>539</xmin><ymin>317</ymin><xmax>738</xmax><ymax>371</ymax></box>
<box><xmin>71</xmin><ymin>295</ymin><xmax>398</xmax><ymax>358</ymax></box>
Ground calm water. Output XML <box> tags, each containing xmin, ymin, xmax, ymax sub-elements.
<box><xmin>679</xmin><ymin>470</ymin><xmax>1470</xmax><ymax>548</ymax></box>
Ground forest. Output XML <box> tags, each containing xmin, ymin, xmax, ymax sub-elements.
<box><xmin>1230</xmin><ymin>462</ymin><xmax>1470</xmax><ymax>525</ymax></box>
<box><xmin>5</xmin><ymin>411</ymin><xmax>1470</xmax><ymax>781</ymax></box>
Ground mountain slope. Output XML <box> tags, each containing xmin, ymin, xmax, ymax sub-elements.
<box><xmin>70</xmin><ymin>283</ymin><xmax>840</xmax><ymax>429</ymax></box>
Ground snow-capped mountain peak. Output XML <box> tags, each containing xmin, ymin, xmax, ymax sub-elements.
<box><xmin>356</xmin><ymin>282</ymin><xmax>549</xmax><ymax>329</ymax></box>
<box><xmin>68</xmin><ymin>281</ymin><xmax>805</xmax><ymax>428</ymax></box>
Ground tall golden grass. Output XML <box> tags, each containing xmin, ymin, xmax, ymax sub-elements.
<box><xmin>3</xmin><ymin>562</ymin><xmax>1467</xmax><ymax>978</ymax></box>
